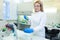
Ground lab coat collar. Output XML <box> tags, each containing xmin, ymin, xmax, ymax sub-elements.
<box><xmin>32</xmin><ymin>11</ymin><xmax>43</xmax><ymax>15</ymax></box>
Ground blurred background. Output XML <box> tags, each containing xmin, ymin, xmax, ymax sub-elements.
<box><xmin>0</xmin><ymin>0</ymin><xmax>60</xmax><ymax>28</ymax></box>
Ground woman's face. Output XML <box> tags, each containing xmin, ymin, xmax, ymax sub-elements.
<box><xmin>34</xmin><ymin>3</ymin><xmax>40</xmax><ymax>12</ymax></box>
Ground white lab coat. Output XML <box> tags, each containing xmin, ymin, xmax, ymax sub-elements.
<box><xmin>29</xmin><ymin>11</ymin><xmax>47</xmax><ymax>37</ymax></box>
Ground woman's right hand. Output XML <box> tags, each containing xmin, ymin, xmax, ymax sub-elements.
<box><xmin>23</xmin><ymin>28</ymin><xmax>34</xmax><ymax>33</ymax></box>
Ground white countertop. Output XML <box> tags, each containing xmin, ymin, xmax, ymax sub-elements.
<box><xmin>2</xmin><ymin>30</ymin><xmax>49</xmax><ymax>40</ymax></box>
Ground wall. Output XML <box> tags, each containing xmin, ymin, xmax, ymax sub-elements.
<box><xmin>0</xmin><ymin>0</ymin><xmax>3</xmax><ymax>19</ymax></box>
<box><xmin>46</xmin><ymin>12</ymin><xmax>60</xmax><ymax>25</ymax></box>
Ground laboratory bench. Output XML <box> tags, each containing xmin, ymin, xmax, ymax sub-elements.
<box><xmin>0</xmin><ymin>22</ymin><xmax>60</xmax><ymax>40</ymax></box>
<box><xmin>14</xmin><ymin>23</ymin><xmax>60</xmax><ymax>40</ymax></box>
<box><xmin>0</xmin><ymin>30</ymin><xmax>49</xmax><ymax>40</ymax></box>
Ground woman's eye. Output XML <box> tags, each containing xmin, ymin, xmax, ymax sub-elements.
<box><xmin>34</xmin><ymin>5</ymin><xmax>40</xmax><ymax>7</ymax></box>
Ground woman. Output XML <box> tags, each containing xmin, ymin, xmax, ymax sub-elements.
<box><xmin>24</xmin><ymin>1</ymin><xmax>47</xmax><ymax>38</ymax></box>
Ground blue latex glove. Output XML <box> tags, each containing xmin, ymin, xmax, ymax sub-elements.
<box><xmin>24</xmin><ymin>15</ymin><xmax>29</xmax><ymax>20</ymax></box>
<box><xmin>24</xmin><ymin>28</ymin><xmax>34</xmax><ymax>33</ymax></box>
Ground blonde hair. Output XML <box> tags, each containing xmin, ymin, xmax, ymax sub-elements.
<box><xmin>34</xmin><ymin>1</ymin><xmax>43</xmax><ymax>12</ymax></box>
